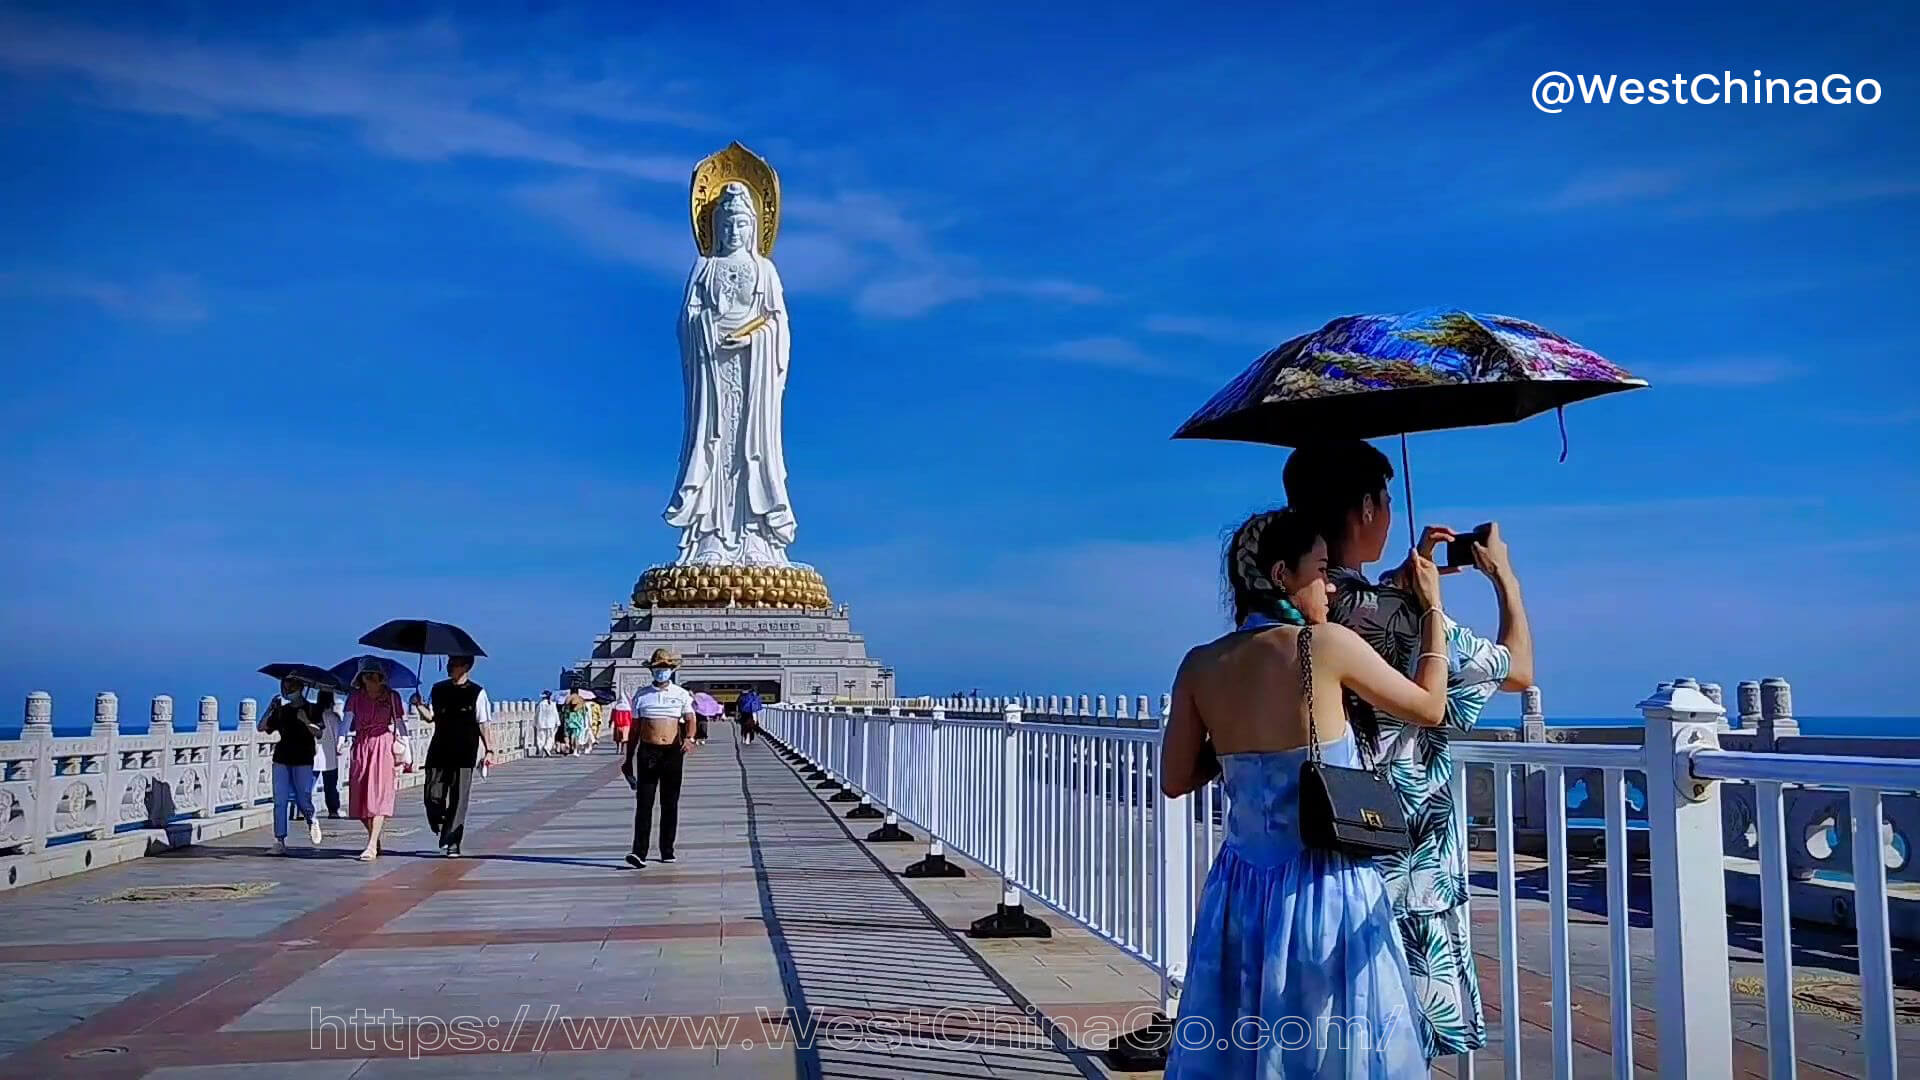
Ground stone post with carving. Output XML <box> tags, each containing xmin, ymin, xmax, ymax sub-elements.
<box><xmin>1758</xmin><ymin>678</ymin><xmax>1798</xmax><ymax>747</ymax></box>
<box><xmin>149</xmin><ymin>695</ymin><xmax>174</xmax><ymax>828</ymax></box>
<box><xmin>91</xmin><ymin>693</ymin><xmax>119</xmax><ymax>840</ymax></box>
<box><xmin>196</xmin><ymin>697</ymin><xmax>219</xmax><ymax>818</ymax></box>
<box><xmin>1521</xmin><ymin>686</ymin><xmax>1548</xmax><ymax>830</ymax></box>
<box><xmin>21</xmin><ymin>692</ymin><xmax>54</xmax><ymax>854</ymax></box>
<box><xmin>239</xmin><ymin>697</ymin><xmax>260</xmax><ymax>808</ymax></box>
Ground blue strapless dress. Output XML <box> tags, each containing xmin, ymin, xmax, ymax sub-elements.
<box><xmin>1167</xmin><ymin>733</ymin><xmax>1429</xmax><ymax>1079</ymax></box>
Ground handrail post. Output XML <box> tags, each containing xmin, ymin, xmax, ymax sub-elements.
<box><xmin>867</xmin><ymin>706</ymin><xmax>913</xmax><ymax>840</ymax></box>
<box><xmin>969</xmin><ymin>702</ymin><xmax>1049</xmax><ymax>938</ymax></box>
<box><xmin>906</xmin><ymin>707</ymin><xmax>963</xmax><ymax>877</ymax></box>
<box><xmin>1639</xmin><ymin>678</ymin><xmax>1734</xmax><ymax>1078</ymax></box>
<box><xmin>833</xmin><ymin>707</ymin><xmax>868</xmax><ymax>805</ymax></box>
<box><xmin>844</xmin><ymin>703</ymin><xmax>879</xmax><ymax>810</ymax></box>
<box><xmin>1113</xmin><ymin>705</ymin><xmax>1193</xmax><ymax>1070</ymax></box>
<box><xmin>813</xmin><ymin>707</ymin><xmax>843</xmax><ymax>791</ymax></box>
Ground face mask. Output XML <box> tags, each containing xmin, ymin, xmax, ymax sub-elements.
<box><xmin>651</xmin><ymin>668</ymin><xmax>672</xmax><ymax>683</ymax></box>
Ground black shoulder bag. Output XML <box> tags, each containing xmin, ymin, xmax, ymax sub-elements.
<box><xmin>1295</xmin><ymin>627</ymin><xmax>1412</xmax><ymax>858</ymax></box>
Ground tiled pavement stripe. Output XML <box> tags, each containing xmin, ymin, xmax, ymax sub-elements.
<box><xmin>0</xmin><ymin>891</ymin><xmax>1605</xmax><ymax>968</ymax></box>
<box><xmin>0</xmin><ymin>759</ymin><xmax>625</xmax><ymax>1079</ymax></box>
<box><xmin>735</xmin><ymin>732</ymin><xmax>1110</xmax><ymax>1078</ymax></box>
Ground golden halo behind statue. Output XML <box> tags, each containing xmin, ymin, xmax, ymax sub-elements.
<box><xmin>690</xmin><ymin>141</ymin><xmax>780</xmax><ymax>258</ymax></box>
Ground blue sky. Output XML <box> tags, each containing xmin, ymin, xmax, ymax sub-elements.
<box><xmin>2</xmin><ymin>0</ymin><xmax>1916</xmax><ymax>724</ymax></box>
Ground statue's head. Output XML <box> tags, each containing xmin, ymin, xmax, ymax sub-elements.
<box><xmin>715</xmin><ymin>182</ymin><xmax>756</xmax><ymax>256</ymax></box>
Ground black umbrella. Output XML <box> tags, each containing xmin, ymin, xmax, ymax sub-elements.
<box><xmin>1173</xmin><ymin>308</ymin><xmax>1647</xmax><ymax>545</ymax></box>
<box><xmin>259</xmin><ymin>663</ymin><xmax>348</xmax><ymax>692</ymax></box>
<box><xmin>358</xmin><ymin>619</ymin><xmax>487</xmax><ymax>686</ymax></box>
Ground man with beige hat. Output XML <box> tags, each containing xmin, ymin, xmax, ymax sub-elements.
<box><xmin>623</xmin><ymin>647</ymin><xmax>697</xmax><ymax>868</ymax></box>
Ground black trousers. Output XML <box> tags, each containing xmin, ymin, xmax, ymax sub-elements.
<box><xmin>319</xmin><ymin>769</ymin><xmax>341</xmax><ymax>816</ymax></box>
<box><xmin>423</xmin><ymin>767</ymin><xmax>474</xmax><ymax>848</ymax></box>
<box><xmin>628</xmin><ymin>743</ymin><xmax>685</xmax><ymax>859</ymax></box>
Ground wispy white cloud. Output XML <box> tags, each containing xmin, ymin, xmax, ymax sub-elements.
<box><xmin>1820</xmin><ymin>407</ymin><xmax>1920</xmax><ymax>427</ymax></box>
<box><xmin>1535</xmin><ymin>161</ymin><xmax>1920</xmax><ymax>219</ymax></box>
<box><xmin>0</xmin><ymin>13</ymin><xmax>1100</xmax><ymax>321</ymax></box>
<box><xmin>0</xmin><ymin>15</ymin><xmax>694</xmax><ymax>182</ymax></box>
<box><xmin>1534</xmin><ymin>167</ymin><xmax>1694</xmax><ymax>211</ymax></box>
<box><xmin>1634</xmin><ymin>357</ymin><xmax>1803</xmax><ymax>386</ymax></box>
<box><xmin>1035</xmin><ymin>336</ymin><xmax>1221</xmax><ymax>381</ymax></box>
<box><xmin>514</xmin><ymin>177</ymin><xmax>689</xmax><ymax>278</ymax></box>
<box><xmin>1143</xmin><ymin>314</ymin><xmax>1301</xmax><ymax>348</ymax></box>
<box><xmin>0</xmin><ymin>270</ymin><xmax>207</xmax><ymax>325</ymax></box>
<box><xmin>519</xmin><ymin>177</ymin><xmax>1104</xmax><ymax>319</ymax></box>
<box><xmin>1672</xmin><ymin>178</ymin><xmax>1920</xmax><ymax>219</ymax></box>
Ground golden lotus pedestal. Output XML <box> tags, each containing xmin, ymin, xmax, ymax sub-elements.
<box><xmin>633</xmin><ymin>564</ymin><xmax>832</xmax><ymax>610</ymax></box>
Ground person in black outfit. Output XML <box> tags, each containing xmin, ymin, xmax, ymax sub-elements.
<box><xmin>420</xmin><ymin>655</ymin><xmax>494</xmax><ymax>857</ymax></box>
<box><xmin>260</xmin><ymin>678</ymin><xmax>323</xmax><ymax>853</ymax></box>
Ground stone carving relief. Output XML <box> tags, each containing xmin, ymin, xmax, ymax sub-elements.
<box><xmin>120</xmin><ymin>774</ymin><xmax>153</xmax><ymax>825</ymax></box>
<box><xmin>53</xmin><ymin>780</ymin><xmax>100</xmax><ymax>835</ymax></box>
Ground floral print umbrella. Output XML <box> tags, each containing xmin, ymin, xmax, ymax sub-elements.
<box><xmin>1172</xmin><ymin>307</ymin><xmax>1645</xmax><ymax>446</ymax></box>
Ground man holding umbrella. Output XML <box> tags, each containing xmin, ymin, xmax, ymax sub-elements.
<box><xmin>623</xmin><ymin>647</ymin><xmax>696</xmax><ymax>869</ymax></box>
<box><xmin>416</xmin><ymin>654</ymin><xmax>494</xmax><ymax>857</ymax></box>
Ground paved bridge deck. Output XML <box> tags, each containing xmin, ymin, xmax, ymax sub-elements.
<box><xmin>0</xmin><ymin>725</ymin><xmax>1904</xmax><ymax>1078</ymax></box>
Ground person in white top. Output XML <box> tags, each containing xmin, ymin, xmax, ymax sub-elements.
<box><xmin>622</xmin><ymin>647</ymin><xmax>697</xmax><ymax>869</ymax></box>
<box><xmin>314</xmin><ymin>690</ymin><xmax>344</xmax><ymax>818</ymax></box>
<box><xmin>535</xmin><ymin>691</ymin><xmax>561</xmax><ymax>757</ymax></box>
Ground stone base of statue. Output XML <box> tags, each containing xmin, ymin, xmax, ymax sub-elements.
<box><xmin>567</xmin><ymin>568</ymin><xmax>893</xmax><ymax>708</ymax></box>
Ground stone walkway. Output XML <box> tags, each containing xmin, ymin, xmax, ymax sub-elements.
<box><xmin>0</xmin><ymin>728</ymin><xmax>1158</xmax><ymax>1078</ymax></box>
<box><xmin>0</xmin><ymin>724</ymin><xmax>1907</xmax><ymax>1078</ymax></box>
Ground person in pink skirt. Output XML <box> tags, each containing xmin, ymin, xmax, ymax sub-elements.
<box><xmin>343</xmin><ymin>659</ymin><xmax>408</xmax><ymax>861</ymax></box>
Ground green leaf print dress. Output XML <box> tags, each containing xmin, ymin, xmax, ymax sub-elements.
<box><xmin>1329</xmin><ymin>567</ymin><xmax>1511</xmax><ymax>1060</ymax></box>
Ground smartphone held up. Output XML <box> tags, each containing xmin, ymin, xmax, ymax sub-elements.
<box><xmin>1444</xmin><ymin>524</ymin><xmax>1492</xmax><ymax>570</ymax></box>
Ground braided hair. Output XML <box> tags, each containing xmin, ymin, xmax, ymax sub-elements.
<box><xmin>1225</xmin><ymin>507</ymin><xmax>1319</xmax><ymax>627</ymax></box>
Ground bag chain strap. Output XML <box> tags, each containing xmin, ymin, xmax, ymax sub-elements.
<box><xmin>1300</xmin><ymin>627</ymin><xmax>1319</xmax><ymax>767</ymax></box>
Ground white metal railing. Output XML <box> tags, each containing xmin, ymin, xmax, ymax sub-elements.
<box><xmin>1</xmin><ymin>691</ymin><xmax>539</xmax><ymax>861</ymax></box>
<box><xmin>763</xmin><ymin>678</ymin><xmax>1919</xmax><ymax>1078</ymax></box>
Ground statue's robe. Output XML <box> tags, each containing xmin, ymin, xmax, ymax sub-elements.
<box><xmin>666</xmin><ymin>250</ymin><xmax>795</xmax><ymax>565</ymax></box>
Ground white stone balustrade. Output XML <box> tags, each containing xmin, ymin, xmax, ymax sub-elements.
<box><xmin>1</xmin><ymin>693</ymin><xmax>543</xmax><ymax>879</ymax></box>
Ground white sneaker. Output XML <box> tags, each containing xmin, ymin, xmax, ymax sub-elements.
<box><xmin>308</xmin><ymin>817</ymin><xmax>323</xmax><ymax>845</ymax></box>
<box><xmin>271</xmin><ymin>840</ymin><xmax>288</xmax><ymax>855</ymax></box>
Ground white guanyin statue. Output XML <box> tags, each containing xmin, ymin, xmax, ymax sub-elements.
<box><xmin>665</xmin><ymin>145</ymin><xmax>796</xmax><ymax>567</ymax></box>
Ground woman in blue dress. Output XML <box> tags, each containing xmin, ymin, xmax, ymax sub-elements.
<box><xmin>1161</xmin><ymin>507</ymin><xmax>1453</xmax><ymax>1079</ymax></box>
